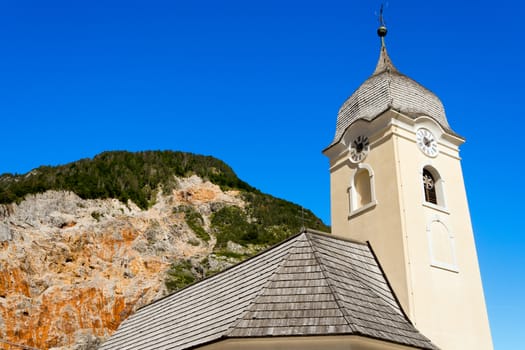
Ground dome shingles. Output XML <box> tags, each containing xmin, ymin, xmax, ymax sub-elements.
<box><xmin>329</xmin><ymin>46</ymin><xmax>450</xmax><ymax>148</ymax></box>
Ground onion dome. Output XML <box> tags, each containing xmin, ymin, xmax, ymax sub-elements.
<box><xmin>328</xmin><ymin>24</ymin><xmax>451</xmax><ymax>147</ymax></box>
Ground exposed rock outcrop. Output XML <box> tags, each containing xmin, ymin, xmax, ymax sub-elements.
<box><xmin>0</xmin><ymin>176</ymin><xmax>244</xmax><ymax>349</ymax></box>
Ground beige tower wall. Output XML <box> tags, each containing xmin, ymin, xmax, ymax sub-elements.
<box><xmin>329</xmin><ymin>125</ymin><xmax>411</xmax><ymax>313</ymax></box>
<box><xmin>325</xmin><ymin>111</ymin><xmax>493</xmax><ymax>350</ymax></box>
<box><xmin>393</xmin><ymin>116</ymin><xmax>492</xmax><ymax>350</ymax></box>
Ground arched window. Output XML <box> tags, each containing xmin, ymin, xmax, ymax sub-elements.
<box><xmin>349</xmin><ymin>164</ymin><xmax>376</xmax><ymax>216</ymax></box>
<box><xmin>423</xmin><ymin>169</ymin><xmax>437</xmax><ymax>204</ymax></box>
<box><xmin>422</xmin><ymin>166</ymin><xmax>447</xmax><ymax>210</ymax></box>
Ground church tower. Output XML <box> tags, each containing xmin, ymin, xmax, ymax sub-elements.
<box><xmin>323</xmin><ymin>21</ymin><xmax>493</xmax><ymax>350</ymax></box>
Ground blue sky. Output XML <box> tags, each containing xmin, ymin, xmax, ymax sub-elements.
<box><xmin>0</xmin><ymin>1</ymin><xmax>522</xmax><ymax>348</ymax></box>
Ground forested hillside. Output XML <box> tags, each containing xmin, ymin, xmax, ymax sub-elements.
<box><xmin>0</xmin><ymin>151</ymin><xmax>253</xmax><ymax>209</ymax></box>
<box><xmin>0</xmin><ymin>151</ymin><xmax>329</xmax><ymax>349</ymax></box>
<box><xmin>0</xmin><ymin>151</ymin><xmax>328</xmax><ymax>246</ymax></box>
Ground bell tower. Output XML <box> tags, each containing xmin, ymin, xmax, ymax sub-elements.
<box><xmin>323</xmin><ymin>20</ymin><xmax>493</xmax><ymax>350</ymax></box>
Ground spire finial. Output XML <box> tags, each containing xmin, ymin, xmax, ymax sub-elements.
<box><xmin>377</xmin><ymin>4</ymin><xmax>388</xmax><ymax>46</ymax></box>
<box><xmin>372</xmin><ymin>4</ymin><xmax>397</xmax><ymax>75</ymax></box>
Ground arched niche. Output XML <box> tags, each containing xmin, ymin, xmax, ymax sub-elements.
<box><xmin>348</xmin><ymin>163</ymin><xmax>377</xmax><ymax>217</ymax></box>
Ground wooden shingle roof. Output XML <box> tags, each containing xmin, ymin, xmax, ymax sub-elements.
<box><xmin>327</xmin><ymin>45</ymin><xmax>453</xmax><ymax>149</ymax></box>
<box><xmin>100</xmin><ymin>230</ymin><xmax>438</xmax><ymax>350</ymax></box>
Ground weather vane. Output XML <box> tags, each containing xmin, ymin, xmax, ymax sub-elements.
<box><xmin>376</xmin><ymin>3</ymin><xmax>388</xmax><ymax>44</ymax></box>
<box><xmin>378</xmin><ymin>4</ymin><xmax>385</xmax><ymax>27</ymax></box>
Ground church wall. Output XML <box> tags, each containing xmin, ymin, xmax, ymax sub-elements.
<box><xmin>329</xmin><ymin>128</ymin><xmax>411</xmax><ymax>315</ymax></box>
<box><xmin>393</xmin><ymin>118</ymin><xmax>493</xmax><ymax>350</ymax></box>
<box><xmin>327</xmin><ymin>112</ymin><xmax>492</xmax><ymax>349</ymax></box>
<box><xmin>197</xmin><ymin>335</ymin><xmax>425</xmax><ymax>350</ymax></box>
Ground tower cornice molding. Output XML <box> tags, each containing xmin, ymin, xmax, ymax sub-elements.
<box><xmin>324</xmin><ymin>109</ymin><xmax>463</xmax><ymax>163</ymax></box>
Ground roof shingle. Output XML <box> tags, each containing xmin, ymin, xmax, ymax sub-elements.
<box><xmin>100</xmin><ymin>230</ymin><xmax>438</xmax><ymax>350</ymax></box>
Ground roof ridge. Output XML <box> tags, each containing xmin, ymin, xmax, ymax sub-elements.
<box><xmin>306</xmin><ymin>234</ymin><xmax>438</xmax><ymax>349</ymax></box>
<box><xmin>313</xmin><ymin>235</ymin><xmax>406</xmax><ymax>317</ymax></box>
<box><xmin>138</xmin><ymin>231</ymin><xmax>309</xmax><ymax>312</ymax></box>
<box><xmin>304</xmin><ymin>232</ymin><xmax>360</xmax><ymax>334</ymax></box>
<box><xmin>307</xmin><ymin>234</ymin><xmax>406</xmax><ymax>322</ymax></box>
<box><xmin>101</xmin><ymin>230</ymin><xmax>438</xmax><ymax>350</ymax></box>
<box><xmin>365</xmin><ymin>241</ymin><xmax>421</xmax><ymax>327</ymax></box>
<box><xmin>224</xmin><ymin>232</ymin><xmax>309</xmax><ymax>335</ymax></box>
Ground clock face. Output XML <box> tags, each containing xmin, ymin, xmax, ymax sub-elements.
<box><xmin>350</xmin><ymin>135</ymin><xmax>370</xmax><ymax>163</ymax></box>
<box><xmin>416</xmin><ymin>128</ymin><xmax>438</xmax><ymax>157</ymax></box>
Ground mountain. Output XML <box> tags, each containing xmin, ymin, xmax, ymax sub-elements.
<box><xmin>0</xmin><ymin>151</ymin><xmax>329</xmax><ymax>349</ymax></box>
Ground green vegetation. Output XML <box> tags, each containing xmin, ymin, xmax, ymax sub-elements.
<box><xmin>165</xmin><ymin>259</ymin><xmax>197</xmax><ymax>292</ymax></box>
<box><xmin>0</xmin><ymin>149</ymin><xmax>331</xmax><ymax>294</ymax></box>
<box><xmin>0</xmin><ymin>151</ymin><xmax>254</xmax><ymax>209</ymax></box>
<box><xmin>165</xmin><ymin>195</ymin><xmax>329</xmax><ymax>291</ymax></box>
<box><xmin>211</xmin><ymin>206</ymin><xmax>255</xmax><ymax>247</ymax></box>
<box><xmin>90</xmin><ymin>211</ymin><xmax>103</xmax><ymax>221</ymax></box>
<box><xmin>165</xmin><ymin>254</ymin><xmax>250</xmax><ymax>293</ymax></box>
<box><xmin>212</xmin><ymin>250</ymin><xmax>247</xmax><ymax>260</ymax></box>
<box><xmin>211</xmin><ymin>191</ymin><xmax>328</xmax><ymax>249</ymax></box>
<box><xmin>175</xmin><ymin>205</ymin><xmax>210</xmax><ymax>242</ymax></box>
<box><xmin>0</xmin><ymin>150</ymin><xmax>329</xmax><ymax>236</ymax></box>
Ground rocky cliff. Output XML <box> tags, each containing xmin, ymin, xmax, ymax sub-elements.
<box><xmin>0</xmin><ymin>176</ymin><xmax>280</xmax><ymax>349</ymax></box>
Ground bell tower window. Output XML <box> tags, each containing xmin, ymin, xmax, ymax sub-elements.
<box><xmin>422</xmin><ymin>166</ymin><xmax>447</xmax><ymax>211</ymax></box>
<box><xmin>423</xmin><ymin>169</ymin><xmax>437</xmax><ymax>204</ymax></box>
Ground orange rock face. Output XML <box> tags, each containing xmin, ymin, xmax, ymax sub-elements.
<box><xmin>0</xmin><ymin>224</ymin><xmax>168</xmax><ymax>349</ymax></box>
<box><xmin>0</xmin><ymin>267</ymin><xmax>30</xmax><ymax>298</ymax></box>
<box><xmin>0</xmin><ymin>177</ymin><xmax>241</xmax><ymax>349</ymax></box>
